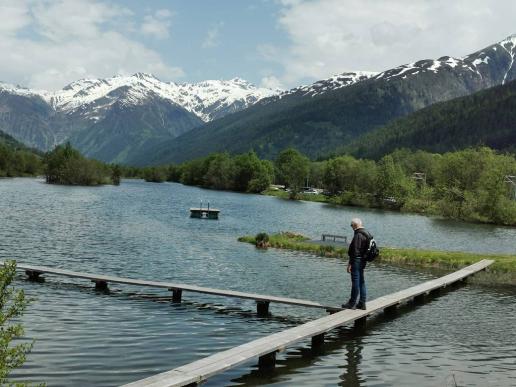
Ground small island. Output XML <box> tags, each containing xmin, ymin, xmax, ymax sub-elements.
<box><xmin>238</xmin><ymin>232</ymin><xmax>516</xmax><ymax>286</ymax></box>
<box><xmin>44</xmin><ymin>142</ymin><xmax>120</xmax><ymax>186</ymax></box>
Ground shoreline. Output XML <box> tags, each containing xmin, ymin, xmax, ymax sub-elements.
<box><xmin>261</xmin><ymin>188</ymin><xmax>516</xmax><ymax>228</ymax></box>
<box><xmin>238</xmin><ymin>232</ymin><xmax>516</xmax><ymax>286</ymax></box>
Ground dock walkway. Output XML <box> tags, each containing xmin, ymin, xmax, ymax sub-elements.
<box><xmin>123</xmin><ymin>259</ymin><xmax>493</xmax><ymax>387</ymax></box>
<box><xmin>4</xmin><ymin>261</ymin><xmax>341</xmax><ymax>315</ymax></box>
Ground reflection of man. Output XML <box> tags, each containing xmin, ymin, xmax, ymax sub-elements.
<box><xmin>339</xmin><ymin>339</ymin><xmax>364</xmax><ymax>386</ymax></box>
<box><xmin>342</xmin><ymin>218</ymin><xmax>370</xmax><ymax>310</ymax></box>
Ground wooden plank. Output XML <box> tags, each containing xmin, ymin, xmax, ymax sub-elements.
<box><xmin>123</xmin><ymin>259</ymin><xmax>493</xmax><ymax>387</ymax></box>
<box><xmin>1</xmin><ymin>261</ymin><xmax>339</xmax><ymax>311</ymax></box>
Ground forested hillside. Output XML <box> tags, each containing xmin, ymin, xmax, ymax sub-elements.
<box><xmin>344</xmin><ymin>79</ymin><xmax>516</xmax><ymax>159</ymax></box>
<box><xmin>134</xmin><ymin>35</ymin><xmax>516</xmax><ymax>166</ymax></box>
<box><xmin>0</xmin><ymin>130</ymin><xmax>43</xmax><ymax>177</ymax></box>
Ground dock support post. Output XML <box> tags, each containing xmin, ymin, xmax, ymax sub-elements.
<box><xmin>384</xmin><ymin>304</ymin><xmax>398</xmax><ymax>315</ymax></box>
<box><xmin>25</xmin><ymin>270</ymin><xmax>43</xmax><ymax>282</ymax></box>
<box><xmin>93</xmin><ymin>280</ymin><xmax>109</xmax><ymax>291</ymax></box>
<box><xmin>257</xmin><ymin>301</ymin><xmax>270</xmax><ymax>317</ymax></box>
<box><xmin>354</xmin><ymin>316</ymin><xmax>367</xmax><ymax>330</ymax></box>
<box><xmin>311</xmin><ymin>333</ymin><xmax>325</xmax><ymax>350</ymax></box>
<box><xmin>430</xmin><ymin>287</ymin><xmax>441</xmax><ymax>296</ymax></box>
<box><xmin>413</xmin><ymin>294</ymin><xmax>425</xmax><ymax>304</ymax></box>
<box><xmin>170</xmin><ymin>288</ymin><xmax>183</xmax><ymax>303</ymax></box>
<box><xmin>258</xmin><ymin>351</ymin><xmax>276</xmax><ymax>370</ymax></box>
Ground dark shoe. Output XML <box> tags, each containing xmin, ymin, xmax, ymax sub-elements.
<box><xmin>356</xmin><ymin>302</ymin><xmax>366</xmax><ymax>310</ymax></box>
<box><xmin>341</xmin><ymin>302</ymin><xmax>356</xmax><ymax>309</ymax></box>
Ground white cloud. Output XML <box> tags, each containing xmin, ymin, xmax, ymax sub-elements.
<box><xmin>0</xmin><ymin>0</ymin><xmax>182</xmax><ymax>90</ymax></box>
<box><xmin>0</xmin><ymin>0</ymin><xmax>31</xmax><ymax>35</ymax></box>
<box><xmin>202</xmin><ymin>22</ymin><xmax>223</xmax><ymax>49</ymax></box>
<box><xmin>141</xmin><ymin>9</ymin><xmax>172</xmax><ymax>39</ymax></box>
<box><xmin>267</xmin><ymin>0</ymin><xmax>516</xmax><ymax>87</ymax></box>
<box><xmin>260</xmin><ymin>75</ymin><xmax>283</xmax><ymax>90</ymax></box>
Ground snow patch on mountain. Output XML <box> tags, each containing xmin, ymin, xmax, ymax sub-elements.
<box><xmin>501</xmin><ymin>34</ymin><xmax>516</xmax><ymax>48</ymax></box>
<box><xmin>0</xmin><ymin>82</ymin><xmax>50</xmax><ymax>99</ymax></box>
<box><xmin>0</xmin><ymin>73</ymin><xmax>280</xmax><ymax>122</ymax></box>
<box><xmin>278</xmin><ymin>71</ymin><xmax>378</xmax><ymax>99</ymax></box>
<box><xmin>170</xmin><ymin>78</ymin><xmax>281</xmax><ymax>121</ymax></box>
<box><xmin>473</xmin><ymin>57</ymin><xmax>490</xmax><ymax>66</ymax></box>
<box><xmin>500</xmin><ymin>34</ymin><xmax>516</xmax><ymax>84</ymax></box>
<box><xmin>376</xmin><ymin>34</ymin><xmax>516</xmax><ymax>83</ymax></box>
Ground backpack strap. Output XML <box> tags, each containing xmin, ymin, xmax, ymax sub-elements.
<box><xmin>356</xmin><ymin>229</ymin><xmax>373</xmax><ymax>240</ymax></box>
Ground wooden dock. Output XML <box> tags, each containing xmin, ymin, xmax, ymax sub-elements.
<box><xmin>122</xmin><ymin>259</ymin><xmax>493</xmax><ymax>387</ymax></box>
<box><xmin>3</xmin><ymin>261</ymin><xmax>341</xmax><ymax>315</ymax></box>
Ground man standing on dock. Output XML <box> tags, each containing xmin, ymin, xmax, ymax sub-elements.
<box><xmin>342</xmin><ymin>218</ymin><xmax>371</xmax><ymax>310</ymax></box>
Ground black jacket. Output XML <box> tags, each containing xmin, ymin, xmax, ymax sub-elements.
<box><xmin>348</xmin><ymin>228</ymin><xmax>372</xmax><ymax>263</ymax></box>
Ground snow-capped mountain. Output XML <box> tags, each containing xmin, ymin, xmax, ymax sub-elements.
<box><xmin>170</xmin><ymin>77</ymin><xmax>281</xmax><ymax>121</ymax></box>
<box><xmin>281</xmin><ymin>71</ymin><xmax>378</xmax><ymax>98</ymax></box>
<box><xmin>140</xmin><ymin>34</ymin><xmax>516</xmax><ymax>165</ymax></box>
<box><xmin>2</xmin><ymin>34</ymin><xmax>515</xmax><ymax>165</ymax></box>
<box><xmin>0</xmin><ymin>74</ymin><xmax>280</xmax><ymax>161</ymax></box>
<box><xmin>375</xmin><ymin>34</ymin><xmax>516</xmax><ymax>84</ymax></box>
<box><xmin>1</xmin><ymin>73</ymin><xmax>279</xmax><ymax>123</ymax></box>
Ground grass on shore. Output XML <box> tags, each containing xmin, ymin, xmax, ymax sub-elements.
<box><xmin>262</xmin><ymin>188</ymin><xmax>329</xmax><ymax>203</ymax></box>
<box><xmin>238</xmin><ymin>232</ymin><xmax>516</xmax><ymax>286</ymax></box>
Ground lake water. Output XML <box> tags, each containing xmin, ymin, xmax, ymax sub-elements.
<box><xmin>1</xmin><ymin>178</ymin><xmax>515</xmax><ymax>386</ymax></box>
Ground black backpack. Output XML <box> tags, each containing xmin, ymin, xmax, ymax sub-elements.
<box><xmin>358</xmin><ymin>230</ymin><xmax>380</xmax><ymax>262</ymax></box>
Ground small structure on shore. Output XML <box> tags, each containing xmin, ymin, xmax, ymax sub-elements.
<box><xmin>190</xmin><ymin>202</ymin><xmax>220</xmax><ymax>219</ymax></box>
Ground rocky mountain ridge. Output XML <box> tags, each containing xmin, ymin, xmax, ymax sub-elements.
<box><xmin>0</xmin><ymin>73</ymin><xmax>279</xmax><ymax>123</ymax></box>
<box><xmin>137</xmin><ymin>34</ymin><xmax>516</xmax><ymax>165</ymax></box>
<box><xmin>0</xmin><ymin>74</ymin><xmax>280</xmax><ymax>162</ymax></box>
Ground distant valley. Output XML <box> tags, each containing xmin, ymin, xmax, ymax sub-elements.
<box><xmin>0</xmin><ymin>74</ymin><xmax>278</xmax><ymax>163</ymax></box>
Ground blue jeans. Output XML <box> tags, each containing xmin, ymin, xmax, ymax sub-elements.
<box><xmin>349</xmin><ymin>257</ymin><xmax>366</xmax><ymax>305</ymax></box>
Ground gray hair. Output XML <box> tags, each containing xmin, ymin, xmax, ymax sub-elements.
<box><xmin>351</xmin><ymin>218</ymin><xmax>363</xmax><ymax>228</ymax></box>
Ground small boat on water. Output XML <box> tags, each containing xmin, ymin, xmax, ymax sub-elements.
<box><xmin>190</xmin><ymin>202</ymin><xmax>220</xmax><ymax>219</ymax></box>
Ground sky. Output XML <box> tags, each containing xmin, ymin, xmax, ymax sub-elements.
<box><xmin>0</xmin><ymin>0</ymin><xmax>515</xmax><ymax>91</ymax></box>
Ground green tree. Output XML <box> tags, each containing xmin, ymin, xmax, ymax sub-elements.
<box><xmin>233</xmin><ymin>152</ymin><xmax>269</xmax><ymax>192</ymax></box>
<box><xmin>203</xmin><ymin>153</ymin><xmax>236</xmax><ymax>190</ymax></box>
<box><xmin>111</xmin><ymin>165</ymin><xmax>122</xmax><ymax>186</ymax></box>
<box><xmin>180</xmin><ymin>158</ymin><xmax>208</xmax><ymax>186</ymax></box>
<box><xmin>247</xmin><ymin>161</ymin><xmax>273</xmax><ymax>193</ymax></box>
<box><xmin>0</xmin><ymin>143</ymin><xmax>42</xmax><ymax>178</ymax></box>
<box><xmin>44</xmin><ymin>143</ymin><xmax>112</xmax><ymax>186</ymax></box>
<box><xmin>0</xmin><ymin>261</ymin><xmax>33</xmax><ymax>385</ymax></box>
<box><xmin>143</xmin><ymin>167</ymin><xmax>167</xmax><ymax>183</ymax></box>
<box><xmin>376</xmin><ymin>155</ymin><xmax>415</xmax><ymax>206</ymax></box>
<box><xmin>166</xmin><ymin>164</ymin><xmax>182</xmax><ymax>182</ymax></box>
<box><xmin>323</xmin><ymin>156</ymin><xmax>360</xmax><ymax>195</ymax></box>
<box><xmin>275</xmin><ymin>148</ymin><xmax>310</xmax><ymax>198</ymax></box>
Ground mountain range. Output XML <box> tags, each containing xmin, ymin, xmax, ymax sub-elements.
<box><xmin>0</xmin><ymin>34</ymin><xmax>515</xmax><ymax>165</ymax></box>
<box><xmin>136</xmin><ymin>34</ymin><xmax>516</xmax><ymax>165</ymax></box>
<box><xmin>0</xmin><ymin>74</ymin><xmax>278</xmax><ymax>163</ymax></box>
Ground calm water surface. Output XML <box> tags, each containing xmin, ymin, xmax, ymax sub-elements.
<box><xmin>0</xmin><ymin>178</ymin><xmax>515</xmax><ymax>386</ymax></box>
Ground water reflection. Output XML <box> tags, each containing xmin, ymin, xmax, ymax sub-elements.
<box><xmin>339</xmin><ymin>338</ymin><xmax>365</xmax><ymax>387</ymax></box>
<box><xmin>0</xmin><ymin>178</ymin><xmax>514</xmax><ymax>387</ymax></box>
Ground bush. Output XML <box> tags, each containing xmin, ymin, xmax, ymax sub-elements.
<box><xmin>44</xmin><ymin>143</ymin><xmax>113</xmax><ymax>186</ymax></box>
<box><xmin>0</xmin><ymin>261</ymin><xmax>34</xmax><ymax>385</ymax></box>
<box><xmin>143</xmin><ymin>167</ymin><xmax>167</xmax><ymax>183</ymax></box>
<box><xmin>255</xmin><ymin>232</ymin><xmax>270</xmax><ymax>248</ymax></box>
